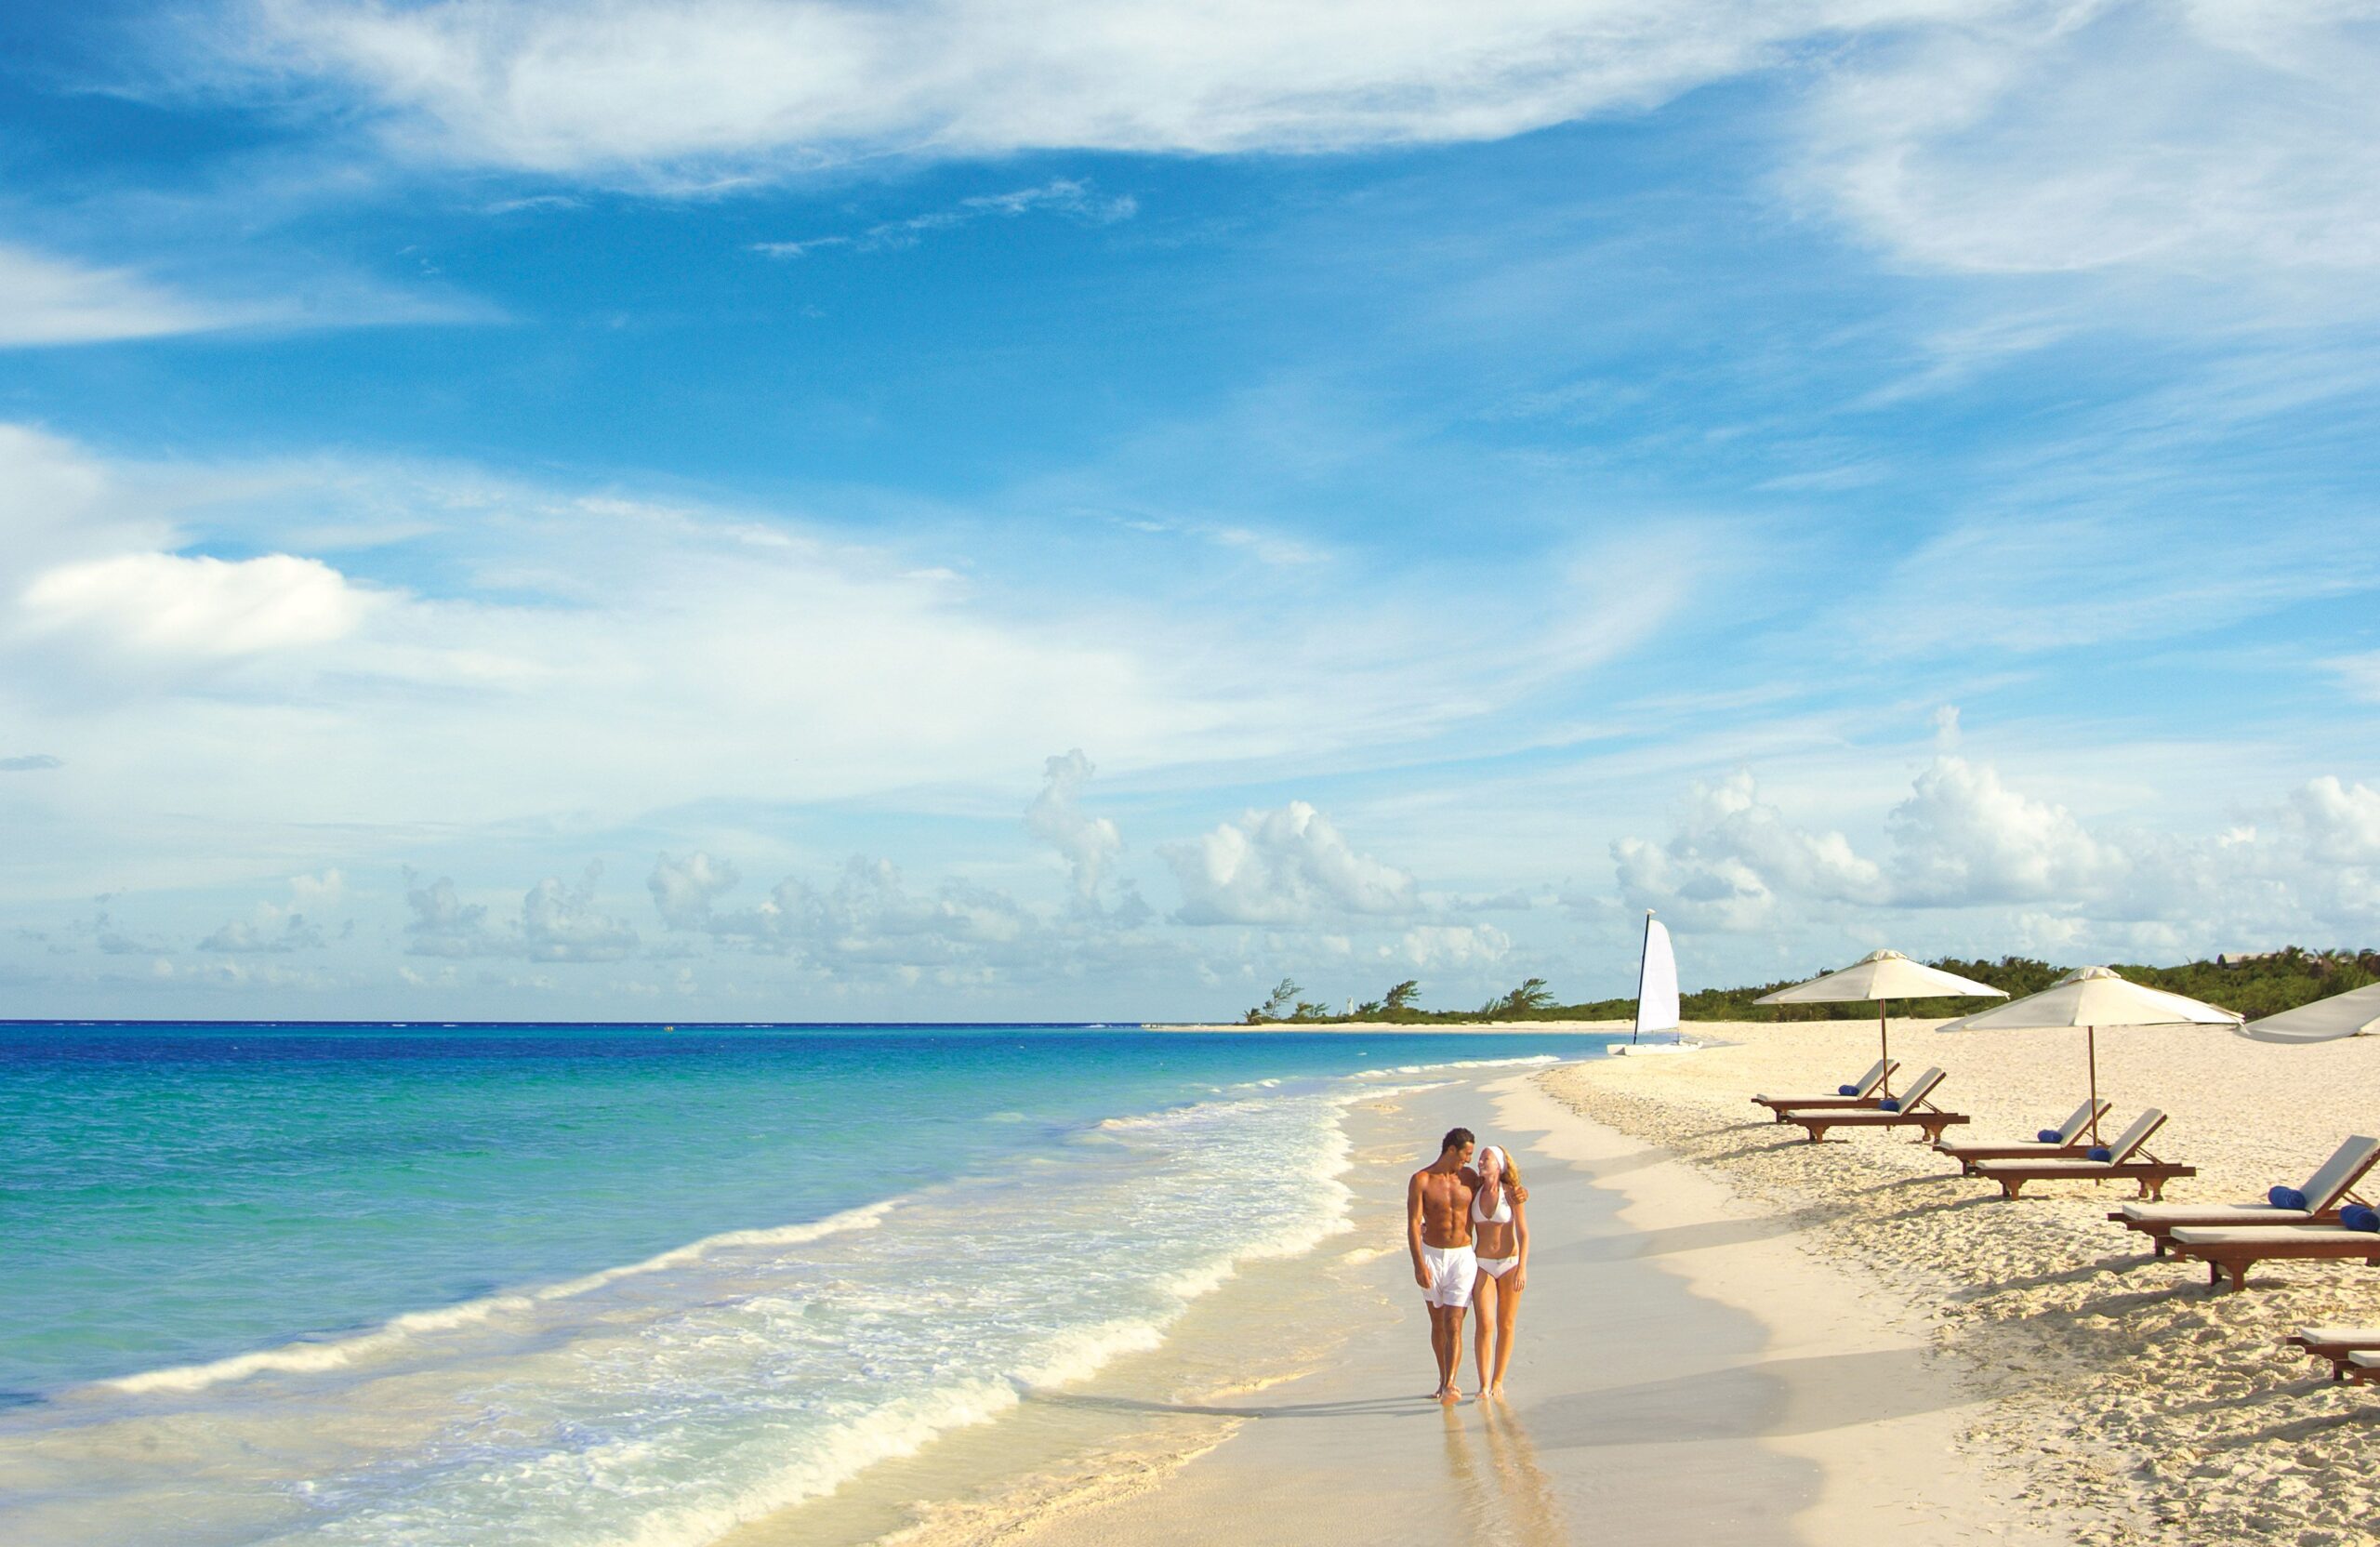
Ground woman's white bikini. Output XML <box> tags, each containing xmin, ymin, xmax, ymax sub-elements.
<box><xmin>1472</xmin><ymin>1145</ymin><xmax>1519</xmax><ymax>1279</ymax></box>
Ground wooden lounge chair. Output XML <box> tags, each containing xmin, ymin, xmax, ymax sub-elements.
<box><xmin>1969</xmin><ymin>1109</ymin><xmax>2193</xmax><ymax>1200</ymax></box>
<box><xmin>2351</xmin><ymin>1351</ymin><xmax>2380</xmax><ymax>1383</ymax></box>
<box><xmin>2165</xmin><ymin>1223</ymin><xmax>2380</xmax><ymax>1292</ymax></box>
<box><xmin>1776</xmin><ymin>1067</ymin><xmax>1969</xmax><ymax>1144</ymax></box>
<box><xmin>1751</xmin><ymin>1059</ymin><xmax>1898</xmax><ymax>1122</ymax></box>
<box><xmin>2288</xmin><ymin>1326</ymin><xmax>2380</xmax><ymax>1380</ymax></box>
<box><xmin>2110</xmin><ymin>1136</ymin><xmax>2380</xmax><ymax>1255</ymax></box>
<box><xmin>1935</xmin><ymin>1099</ymin><xmax>2112</xmax><ymax>1172</ymax></box>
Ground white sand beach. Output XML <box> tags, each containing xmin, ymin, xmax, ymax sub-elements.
<box><xmin>778</xmin><ymin>1019</ymin><xmax>2380</xmax><ymax>1547</ymax></box>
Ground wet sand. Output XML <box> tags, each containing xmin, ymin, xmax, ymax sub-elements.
<box><xmin>877</xmin><ymin>1069</ymin><xmax>2026</xmax><ymax>1547</ymax></box>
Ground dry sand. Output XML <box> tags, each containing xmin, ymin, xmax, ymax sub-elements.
<box><xmin>1542</xmin><ymin>1018</ymin><xmax>2380</xmax><ymax>1546</ymax></box>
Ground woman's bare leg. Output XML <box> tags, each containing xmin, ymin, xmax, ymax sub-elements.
<box><xmin>1470</xmin><ymin>1273</ymin><xmax>1497</xmax><ymax>1399</ymax></box>
<box><xmin>1488</xmin><ymin>1280</ymin><xmax>1521</xmax><ymax>1395</ymax></box>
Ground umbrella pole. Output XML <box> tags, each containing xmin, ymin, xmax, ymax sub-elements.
<box><xmin>2087</xmin><ymin>1025</ymin><xmax>2100</xmax><ymax>1146</ymax></box>
<box><xmin>1879</xmin><ymin>999</ymin><xmax>1891</xmax><ymax>1096</ymax></box>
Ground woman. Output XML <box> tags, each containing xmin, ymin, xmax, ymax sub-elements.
<box><xmin>1469</xmin><ymin>1144</ymin><xmax>1528</xmax><ymax>1399</ymax></box>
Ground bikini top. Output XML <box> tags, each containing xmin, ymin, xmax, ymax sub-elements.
<box><xmin>1471</xmin><ymin>1185</ymin><xmax>1512</xmax><ymax>1226</ymax></box>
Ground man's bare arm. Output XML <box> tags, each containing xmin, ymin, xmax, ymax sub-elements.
<box><xmin>1407</xmin><ymin>1173</ymin><xmax>1430</xmax><ymax>1288</ymax></box>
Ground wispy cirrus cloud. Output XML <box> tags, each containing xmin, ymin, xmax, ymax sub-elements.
<box><xmin>0</xmin><ymin>243</ymin><xmax>266</xmax><ymax>349</ymax></box>
<box><xmin>751</xmin><ymin>178</ymin><xmax>1135</xmax><ymax>258</ymax></box>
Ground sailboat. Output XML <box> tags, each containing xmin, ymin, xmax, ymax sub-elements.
<box><xmin>1607</xmin><ymin>910</ymin><xmax>1697</xmax><ymax>1056</ymax></box>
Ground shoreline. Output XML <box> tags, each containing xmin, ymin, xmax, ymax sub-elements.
<box><xmin>866</xmin><ymin>1060</ymin><xmax>2029</xmax><ymax>1546</ymax></box>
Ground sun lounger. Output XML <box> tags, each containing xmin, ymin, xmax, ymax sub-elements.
<box><xmin>2110</xmin><ymin>1136</ymin><xmax>2380</xmax><ymax>1255</ymax></box>
<box><xmin>1776</xmin><ymin>1067</ymin><xmax>1969</xmax><ymax>1144</ymax></box>
<box><xmin>1751</xmin><ymin>1059</ymin><xmax>1897</xmax><ymax>1121</ymax></box>
<box><xmin>2165</xmin><ymin>1223</ymin><xmax>2380</xmax><ymax>1292</ymax></box>
<box><xmin>2351</xmin><ymin>1351</ymin><xmax>2380</xmax><ymax>1382</ymax></box>
<box><xmin>2288</xmin><ymin>1326</ymin><xmax>2380</xmax><ymax>1380</ymax></box>
<box><xmin>1935</xmin><ymin>1099</ymin><xmax>2112</xmax><ymax>1171</ymax></box>
<box><xmin>1969</xmin><ymin>1109</ymin><xmax>2193</xmax><ymax>1200</ymax></box>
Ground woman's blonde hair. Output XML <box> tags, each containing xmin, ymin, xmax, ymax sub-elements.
<box><xmin>1482</xmin><ymin>1146</ymin><xmax>1521</xmax><ymax>1187</ymax></box>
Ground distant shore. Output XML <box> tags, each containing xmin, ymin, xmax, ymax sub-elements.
<box><xmin>1149</xmin><ymin>1018</ymin><xmax>1638</xmax><ymax>1034</ymax></box>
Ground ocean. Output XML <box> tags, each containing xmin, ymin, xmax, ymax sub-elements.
<box><xmin>0</xmin><ymin>1023</ymin><xmax>1606</xmax><ymax>1546</ymax></box>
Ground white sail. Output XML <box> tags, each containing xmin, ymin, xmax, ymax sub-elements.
<box><xmin>1633</xmin><ymin>915</ymin><xmax>1680</xmax><ymax>1041</ymax></box>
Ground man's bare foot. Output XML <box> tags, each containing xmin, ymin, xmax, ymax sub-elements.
<box><xmin>1439</xmin><ymin>1382</ymin><xmax>1461</xmax><ymax>1405</ymax></box>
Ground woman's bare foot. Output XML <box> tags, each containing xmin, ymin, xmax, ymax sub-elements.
<box><xmin>1485</xmin><ymin>1382</ymin><xmax>1505</xmax><ymax>1400</ymax></box>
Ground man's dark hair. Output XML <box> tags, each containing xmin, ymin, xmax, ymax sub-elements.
<box><xmin>1441</xmin><ymin>1127</ymin><xmax>1475</xmax><ymax>1155</ymax></box>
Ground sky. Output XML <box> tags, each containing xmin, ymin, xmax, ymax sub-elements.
<box><xmin>3</xmin><ymin>0</ymin><xmax>2378</xmax><ymax>1022</ymax></box>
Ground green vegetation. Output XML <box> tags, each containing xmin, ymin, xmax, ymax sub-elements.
<box><xmin>1238</xmin><ymin>947</ymin><xmax>2380</xmax><ymax>1025</ymax></box>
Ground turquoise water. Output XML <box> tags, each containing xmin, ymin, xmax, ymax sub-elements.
<box><xmin>0</xmin><ymin>1023</ymin><xmax>1602</xmax><ymax>1546</ymax></box>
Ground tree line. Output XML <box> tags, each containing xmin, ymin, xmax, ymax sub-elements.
<box><xmin>1238</xmin><ymin>946</ymin><xmax>2380</xmax><ymax>1025</ymax></box>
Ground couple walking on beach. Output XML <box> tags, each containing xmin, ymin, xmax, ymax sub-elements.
<box><xmin>1407</xmin><ymin>1126</ymin><xmax>1529</xmax><ymax>1404</ymax></box>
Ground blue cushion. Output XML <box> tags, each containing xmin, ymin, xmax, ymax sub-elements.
<box><xmin>2086</xmin><ymin>1146</ymin><xmax>2113</xmax><ymax>1162</ymax></box>
<box><xmin>1877</xmin><ymin>1097</ymin><xmax>1900</xmax><ymax>1112</ymax></box>
<box><xmin>2268</xmin><ymin>1185</ymin><xmax>2309</xmax><ymax>1211</ymax></box>
<box><xmin>1838</xmin><ymin>1084</ymin><xmax>1859</xmax><ymax>1096</ymax></box>
<box><xmin>2036</xmin><ymin>1129</ymin><xmax>2062</xmax><ymax>1144</ymax></box>
<box><xmin>2342</xmin><ymin>1205</ymin><xmax>2380</xmax><ymax>1234</ymax></box>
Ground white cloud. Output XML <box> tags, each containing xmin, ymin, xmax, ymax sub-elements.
<box><xmin>20</xmin><ymin>551</ymin><xmax>372</xmax><ymax>662</ymax></box>
<box><xmin>0</xmin><ymin>243</ymin><xmax>256</xmax><ymax>349</ymax></box>
<box><xmin>1610</xmin><ymin>760</ymin><xmax>2380</xmax><ymax>957</ymax></box>
<box><xmin>752</xmin><ymin>178</ymin><xmax>1135</xmax><ymax>258</ymax></box>
<box><xmin>648</xmin><ymin>851</ymin><xmax>743</xmax><ymax>930</ymax></box>
<box><xmin>522</xmin><ymin>862</ymin><xmax>641</xmax><ymax>961</ymax></box>
<box><xmin>1025</xmin><ymin>749</ymin><xmax>1123</xmax><ymax>905</ymax></box>
<box><xmin>1395</xmin><ymin>922</ymin><xmax>1513</xmax><ymax>970</ymax></box>
<box><xmin>1800</xmin><ymin>4</ymin><xmax>2380</xmax><ymax>278</ymax></box>
<box><xmin>1613</xmin><ymin>770</ymin><xmax>1884</xmax><ymax>932</ymax></box>
<box><xmin>403</xmin><ymin>863</ymin><xmax>641</xmax><ymax>961</ymax></box>
<box><xmin>2286</xmin><ymin>775</ymin><xmax>2380</xmax><ymax>865</ymax></box>
<box><xmin>1161</xmin><ymin>800</ymin><xmax>1417</xmax><ymax>925</ymax></box>
<box><xmin>199</xmin><ymin>908</ymin><xmax>326</xmax><ymax>953</ymax></box>
<box><xmin>403</xmin><ymin>872</ymin><xmax>508</xmax><ymax>959</ymax></box>
<box><xmin>1885</xmin><ymin>755</ymin><xmax>2124</xmax><ymax>906</ymax></box>
<box><xmin>230</xmin><ymin>0</ymin><xmax>1862</xmax><ymax>176</ymax></box>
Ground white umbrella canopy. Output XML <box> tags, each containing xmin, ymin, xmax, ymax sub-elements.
<box><xmin>2239</xmin><ymin>982</ymin><xmax>2380</xmax><ymax>1044</ymax></box>
<box><xmin>1952</xmin><ymin>966</ymin><xmax>2242</xmax><ymax>1143</ymax></box>
<box><xmin>1754</xmin><ymin>949</ymin><xmax>2008</xmax><ymax>1095</ymax></box>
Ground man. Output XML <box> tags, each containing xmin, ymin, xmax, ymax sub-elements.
<box><xmin>1408</xmin><ymin>1126</ymin><xmax>1482</xmax><ymax>1403</ymax></box>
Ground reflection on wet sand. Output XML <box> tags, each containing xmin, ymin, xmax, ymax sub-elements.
<box><xmin>1440</xmin><ymin>1401</ymin><xmax>1569</xmax><ymax>1547</ymax></box>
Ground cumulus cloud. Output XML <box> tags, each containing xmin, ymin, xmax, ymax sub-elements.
<box><xmin>1025</xmin><ymin>749</ymin><xmax>1123</xmax><ymax>905</ymax></box>
<box><xmin>404</xmin><ymin>864</ymin><xmax>641</xmax><ymax>960</ymax></box>
<box><xmin>19</xmin><ymin>551</ymin><xmax>372</xmax><ymax>661</ymax></box>
<box><xmin>403</xmin><ymin>872</ymin><xmax>508</xmax><ymax>959</ymax></box>
<box><xmin>1613</xmin><ymin>771</ymin><xmax>1884</xmax><ymax>932</ymax></box>
<box><xmin>1611</xmin><ymin>760</ymin><xmax>2380</xmax><ymax>957</ymax></box>
<box><xmin>647</xmin><ymin>851</ymin><xmax>743</xmax><ymax>930</ymax></box>
<box><xmin>522</xmin><ymin>862</ymin><xmax>641</xmax><ymax>961</ymax></box>
<box><xmin>1395</xmin><ymin>922</ymin><xmax>1514</xmax><ymax>970</ymax></box>
<box><xmin>1885</xmin><ymin>757</ymin><xmax>2124</xmax><ymax>906</ymax></box>
<box><xmin>199</xmin><ymin>909</ymin><xmax>327</xmax><ymax>953</ymax></box>
<box><xmin>1161</xmin><ymin>801</ymin><xmax>1417</xmax><ymax>925</ymax></box>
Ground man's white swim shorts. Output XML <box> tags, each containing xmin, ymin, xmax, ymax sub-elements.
<box><xmin>1420</xmin><ymin>1243</ymin><xmax>1476</xmax><ymax>1308</ymax></box>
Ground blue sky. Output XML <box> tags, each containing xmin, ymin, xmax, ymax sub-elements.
<box><xmin>4</xmin><ymin>0</ymin><xmax>2378</xmax><ymax>1020</ymax></box>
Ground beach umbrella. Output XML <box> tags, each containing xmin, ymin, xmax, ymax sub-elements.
<box><xmin>2238</xmin><ymin>982</ymin><xmax>2380</xmax><ymax>1044</ymax></box>
<box><xmin>1951</xmin><ymin>966</ymin><xmax>2241</xmax><ymax>1144</ymax></box>
<box><xmin>1753</xmin><ymin>949</ymin><xmax>2007</xmax><ymax>1097</ymax></box>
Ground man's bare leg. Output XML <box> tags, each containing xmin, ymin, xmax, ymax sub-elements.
<box><xmin>1437</xmin><ymin>1306</ymin><xmax>1467</xmax><ymax>1402</ymax></box>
